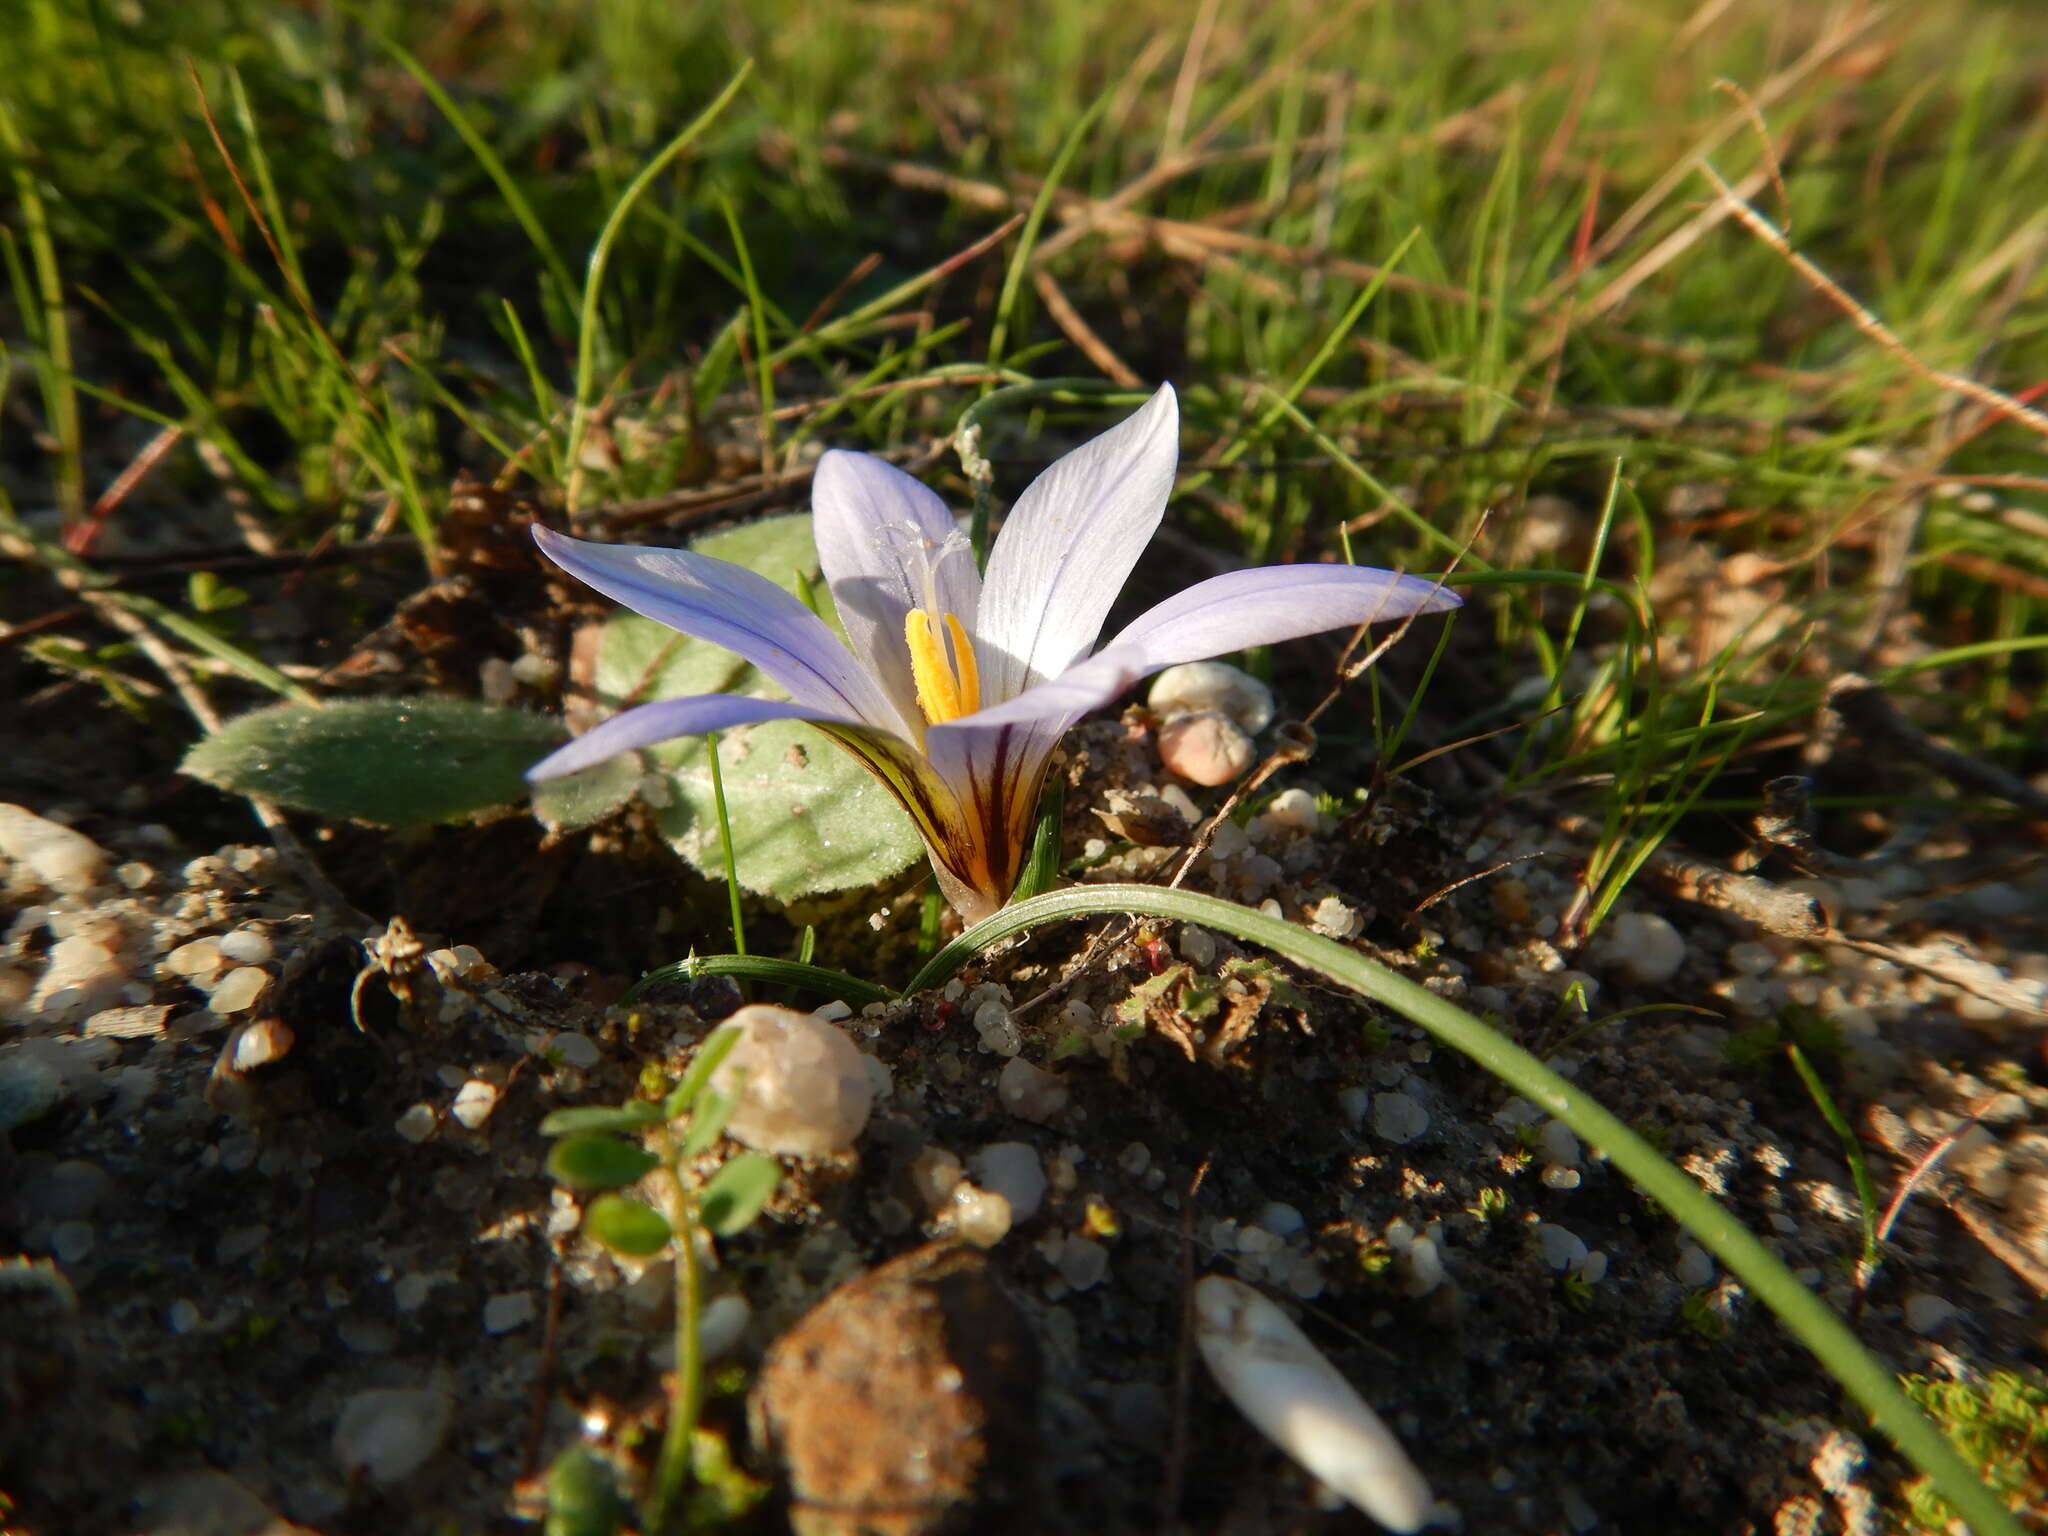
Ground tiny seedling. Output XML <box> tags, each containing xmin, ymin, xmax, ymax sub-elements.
<box><xmin>538</xmin><ymin>1027</ymin><xmax>777</xmax><ymax>1535</ymax></box>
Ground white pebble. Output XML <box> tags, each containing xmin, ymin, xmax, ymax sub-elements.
<box><xmin>1310</xmin><ymin>896</ymin><xmax>1363</xmax><ymax>941</ymax></box>
<box><xmin>168</xmin><ymin>1299</ymin><xmax>202</xmax><ymax>1334</ymax></box>
<box><xmin>0</xmin><ymin>804</ymin><xmax>109</xmax><ymax>896</ymax></box>
<box><xmin>949</xmin><ymin>1183</ymin><xmax>1013</xmax><ymax>1248</ymax></box>
<box><xmin>550</xmin><ymin>1032</ymin><xmax>602</xmax><ymax>1069</ymax></box>
<box><xmin>208</xmin><ymin>966</ymin><xmax>269</xmax><ymax>1015</ymax></box>
<box><xmin>1149</xmin><ymin>660</ymin><xmax>1275</xmax><ymax>733</ymax></box>
<box><xmin>1255</xmin><ymin>787</ymin><xmax>1324</xmax><ymax>837</ymax></box>
<box><xmin>1534</xmin><ymin>1223</ymin><xmax>1588</xmax><ymax>1272</ymax></box>
<box><xmin>1540</xmin><ymin>1120</ymin><xmax>1581</xmax><ymax>1167</ymax></box>
<box><xmin>1902</xmin><ymin>1292</ymin><xmax>1958</xmax><ymax>1335</ymax></box>
<box><xmin>1540</xmin><ymin>1164</ymin><xmax>1583</xmax><ymax>1191</ymax></box>
<box><xmin>1179</xmin><ymin>925</ymin><xmax>1218</xmax><ymax>968</ymax></box>
<box><xmin>1195</xmin><ymin>1275</ymin><xmax>1432</xmax><ymax>1532</ymax></box>
<box><xmin>1397</xmin><ymin>1235</ymin><xmax>1445</xmax><ymax>1298</ymax></box>
<box><xmin>450</xmin><ymin>1079</ymin><xmax>499</xmax><ymax>1130</ymax></box>
<box><xmin>971</xmin><ymin>1143</ymin><xmax>1047</xmax><ymax>1223</ymax></box>
<box><xmin>1257</xmin><ymin>1202</ymin><xmax>1305</xmax><ymax>1237</ymax></box>
<box><xmin>973</xmin><ymin>999</ymin><xmax>1022</xmax><ymax>1056</ymax></box>
<box><xmin>1608</xmin><ymin>911</ymin><xmax>1686</xmax><ymax>986</ymax></box>
<box><xmin>333</xmin><ymin>1387</ymin><xmax>452</xmax><ymax>1487</ymax></box>
<box><xmin>997</xmin><ymin>1057</ymin><xmax>1069</xmax><ymax>1122</ymax></box>
<box><xmin>698</xmin><ymin>1293</ymin><xmax>750</xmax><ymax>1359</ymax></box>
<box><xmin>707</xmin><ymin>1005</ymin><xmax>874</xmax><ymax>1158</ymax></box>
<box><xmin>216</xmin><ymin>928</ymin><xmax>274</xmax><ymax>966</ymax></box>
<box><xmin>1371</xmin><ymin>1091</ymin><xmax>1430</xmax><ymax>1145</ymax></box>
<box><xmin>1157</xmin><ymin>711</ymin><xmax>1257</xmax><ymax>786</ymax></box>
<box><xmin>164</xmin><ymin>938</ymin><xmax>226</xmax><ymax>979</ymax></box>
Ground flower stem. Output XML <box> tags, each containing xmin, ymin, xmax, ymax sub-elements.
<box><xmin>645</xmin><ymin>1163</ymin><xmax>706</xmax><ymax>1536</ymax></box>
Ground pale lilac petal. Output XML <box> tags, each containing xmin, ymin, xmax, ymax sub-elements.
<box><xmin>976</xmin><ymin>384</ymin><xmax>1179</xmax><ymax>697</ymax></box>
<box><xmin>811</xmin><ymin>450</ymin><xmax>981</xmax><ymax>721</ymax></box>
<box><xmin>527</xmin><ymin>695</ymin><xmax>856</xmax><ymax>781</ymax></box>
<box><xmin>964</xmin><ymin>564</ymin><xmax>1463</xmax><ymax>733</ymax></box>
<box><xmin>532</xmin><ymin>526</ymin><xmax>907</xmax><ymax>732</ymax></box>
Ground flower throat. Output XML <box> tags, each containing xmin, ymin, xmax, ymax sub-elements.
<box><xmin>904</xmin><ymin>609</ymin><xmax>980</xmax><ymax>725</ymax></box>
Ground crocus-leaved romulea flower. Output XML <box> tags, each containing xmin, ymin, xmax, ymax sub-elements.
<box><xmin>527</xmin><ymin>385</ymin><xmax>1460</xmax><ymax>921</ymax></box>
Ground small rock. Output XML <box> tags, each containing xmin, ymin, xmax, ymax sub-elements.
<box><xmin>164</xmin><ymin>938</ymin><xmax>225</xmax><ymax>980</ymax></box>
<box><xmin>949</xmin><ymin>1184</ymin><xmax>1014</xmax><ymax>1248</ymax></box>
<box><xmin>997</xmin><ymin>1057</ymin><xmax>1069</xmax><ymax>1122</ymax></box>
<box><xmin>970</xmin><ymin>1143</ymin><xmax>1046</xmax><ymax>1224</ymax></box>
<box><xmin>132</xmin><ymin>1469</ymin><xmax>309</xmax><ymax>1536</ymax></box>
<box><xmin>708</xmin><ymin>1005</ymin><xmax>875</xmax><ymax>1158</ymax></box>
<box><xmin>208</xmin><ymin>966</ymin><xmax>269</xmax><ymax>1015</ymax></box>
<box><xmin>699</xmin><ymin>1293</ymin><xmax>750</xmax><ymax>1359</ymax></box>
<box><xmin>1535</xmin><ymin>1223</ymin><xmax>1589</xmax><ymax>1272</ymax></box>
<box><xmin>1902</xmin><ymin>1292</ymin><xmax>1958</xmax><ymax>1335</ymax></box>
<box><xmin>1607</xmin><ymin>911</ymin><xmax>1686</xmax><ymax>986</ymax></box>
<box><xmin>1310</xmin><ymin>895</ymin><xmax>1363</xmax><ymax>940</ymax></box>
<box><xmin>29</xmin><ymin>926</ymin><xmax>128</xmax><ymax>1026</ymax></box>
<box><xmin>482</xmin><ymin>1291</ymin><xmax>535</xmax><ymax>1334</ymax></box>
<box><xmin>217</xmin><ymin>928</ymin><xmax>274</xmax><ymax>966</ymax></box>
<box><xmin>1057</xmin><ymin>1236</ymin><xmax>1109</xmax><ymax>1291</ymax></box>
<box><xmin>972</xmin><ymin>998</ymin><xmax>1022</xmax><ymax>1056</ymax></box>
<box><xmin>1157</xmin><ymin>710</ymin><xmax>1257</xmax><ymax>786</ymax></box>
<box><xmin>18</xmin><ymin>1159</ymin><xmax>114</xmax><ymax>1221</ymax></box>
<box><xmin>1371</xmin><ymin>1091</ymin><xmax>1430</xmax><ymax>1145</ymax></box>
<box><xmin>0</xmin><ymin>804</ymin><xmax>109</xmax><ymax>897</ymax></box>
<box><xmin>1148</xmin><ymin>660</ymin><xmax>1276</xmax><ymax>733</ymax></box>
<box><xmin>333</xmin><ymin>1386</ymin><xmax>452</xmax><ymax>1487</ymax></box>
<box><xmin>908</xmin><ymin>1146</ymin><xmax>965</xmax><ymax>1212</ymax></box>
<box><xmin>1540</xmin><ymin>1120</ymin><xmax>1581</xmax><ymax>1167</ymax></box>
<box><xmin>395</xmin><ymin>1104</ymin><xmax>437</xmax><ymax>1144</ymax></box>
<box><xmin>1257</xmin><ymin>1201</ymin><xmax>1305</xmax><ymax>1237</ymax></box>
<box><xmin>749</xmin><ymin>1242</ymin><xmax>1040</xmax><ymax>1536</ymax></box>
<box><xmin>84</xmin><ymin>1004</ymin><xmax>171</xmax><ymax>1040</ymax></box>
<box><xmin>50</xmin><ymin>1220</ymin><xmax>95</xmax><ymax>1265</ymax></box>
<box><xmin>450</xmin><ymin>1078</ymin><xmax>499</xmax><ymax>1130</ymax></box>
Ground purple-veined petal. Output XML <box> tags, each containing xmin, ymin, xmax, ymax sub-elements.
<box><xmin>975</xmin><ymin>384</ymin><xmax>1179</xmax><ymax>699</ymax></box>
<box><xmin>811</xmin><ymin>450</ymin><xmax>982</xmax><ymax>722</ymax></box>
<box><xmin>532</xmin><ymin>526</ymin><xmax>909</xmax><ymax>734</ymax></box>
<box><xmin>920</xmin><ymin>707</ymin><xmax>1074</xmax><ymax>922</ymax></box>
<box><xmin>526</xmin><ymin>694</ymin><xmax>860</xmax><ymax>782</ymax></box>
<box><xmin>964</xmin><ymin>563</ymin><xmax>1463</xmax><ymax>733</ymax></box>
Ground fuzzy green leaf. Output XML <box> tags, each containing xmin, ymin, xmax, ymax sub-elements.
<box><xmin>584</xmin><ymin>1193</ymin><xmax>672</xmax><ymax>1255</ymax></box>
<box><xmin>593</xmin><ymin>514</ymin><xmax>921</xmax><ymax>903</ymax></box>
<box><xmin>182</xmin><ymin>697</ymin><xmax>566</xmax><ymax>827</ymax></box>
<box><xmin>547</xmin><ymin>1135</ymin><xmax>659</xmax><ymax>1191</ymax></box>
<box><xmin>531</xmin><ymin>750</ymin><xmax>643</xmax><ymax>834</ymax></box>
<box><xmin>699</xmin><ymin>1151</ymin><xmax>780</xmax><ymax>1235</ymax></box>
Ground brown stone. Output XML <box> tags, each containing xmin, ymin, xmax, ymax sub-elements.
<box><xmin>749</xmin><ymin>1241</ymin><xmax>1040</xmax><ymax>1535</ymax></box>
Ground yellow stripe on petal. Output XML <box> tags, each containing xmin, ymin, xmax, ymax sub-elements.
<box><xmin>905</xmin><ymin>608</ymin><xmax>980</xmax><ymax>725</ymax></box>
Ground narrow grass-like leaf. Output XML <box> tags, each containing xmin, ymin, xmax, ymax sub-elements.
<box><xmin>566</xmin><ymin>61</ymin><xmax>755</xmax><ymax>511</ymax></box>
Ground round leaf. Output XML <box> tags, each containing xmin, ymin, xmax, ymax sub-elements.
<box><xmin>699</xmin><ymin>1151</ymin><xmax>780</xmax><ymax>1236</ymax></box>
<box><xmin>584</xmin><ymin>1194</ymin><xmax>673</xmax><ymax>1255</ymax></box>
<box><xmin>547</xmin><ymin>1135</ymin><xmax>659</xmax><ymax>1191</ymax></box>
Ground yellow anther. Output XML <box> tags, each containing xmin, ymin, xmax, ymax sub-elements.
<box><xmin>905</xmin><ymin>608</ymin><xmax>980</xmax><ymax>725</ymax></box>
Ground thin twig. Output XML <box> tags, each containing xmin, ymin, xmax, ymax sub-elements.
<box><xmin>1703</xmin><ymin>163</ymin><xmax>2048</xmax><ymax>443</ymax></box>
<box><xmin>1828</xmin><ymin>675</ymin><xmax>2048</xmax><ymax>820</ymax></box>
